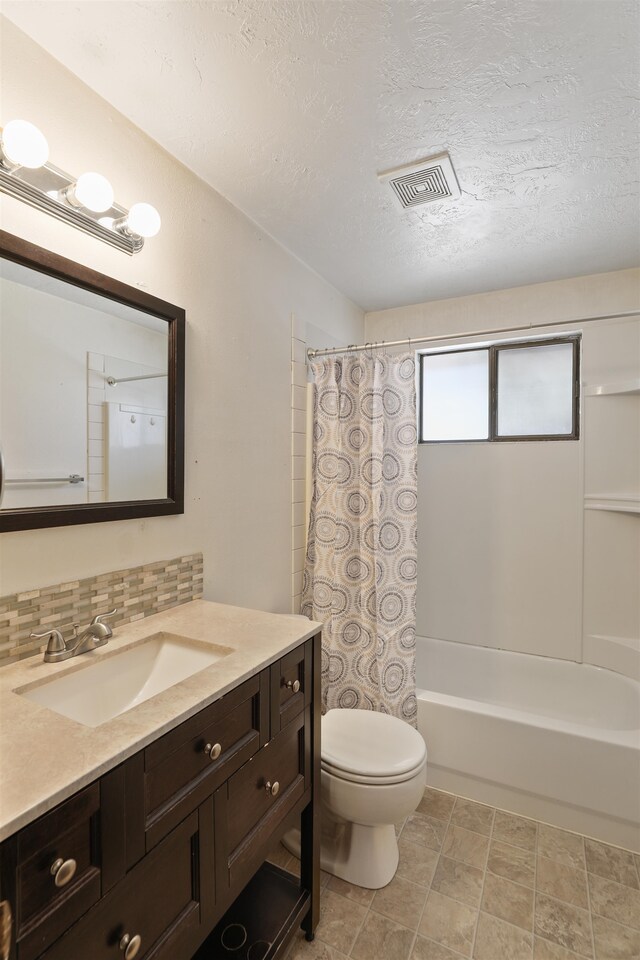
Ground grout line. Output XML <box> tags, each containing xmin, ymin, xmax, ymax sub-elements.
<box><xmin>584</xmin><ymin>866</ymin><xmax>597</xmax><ymax>960</ymax></box>
<box><xmin>532</xmin><ymin>818</ymin><xmax>538</xmax><ymax>944</ymax></box>
<box><xmin>417</xmin><ymin>936</ymin><xmax>467</xmax><ymax>959</ymax></box>
<box><xmin>469</xmin><ymin>804</ymin><xmax>495</xmax><ymax>956</ymax></box>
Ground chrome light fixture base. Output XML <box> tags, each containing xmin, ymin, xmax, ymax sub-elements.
<box><xmin>0</xmin><ymin>160</ymin><xmax>144</xmax><ymax>255</ymax></box>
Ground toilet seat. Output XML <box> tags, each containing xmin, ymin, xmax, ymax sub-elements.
<box><xmin>321</xmin><ymin>757</ymin><xmax>425</xmax><ymax>786</ymax></box>
<box><xmin>322</xmin><ymin>708</ymin><xmax>426</xmax><ymax>783</ymax></box>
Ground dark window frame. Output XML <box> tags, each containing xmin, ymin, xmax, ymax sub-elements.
<box><xmin>418</xmin><ymin>334</ymin><xmax>581</xmax><ymax>444</ymax></box>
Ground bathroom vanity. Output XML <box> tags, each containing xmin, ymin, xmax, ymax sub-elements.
<box><xmin>0</xmin><ymin>600</ymin><xmax>321</xmax><ymax>960</ymax></box>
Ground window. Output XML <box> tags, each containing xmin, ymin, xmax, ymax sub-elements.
<box><xmin>419</xmin><ymin>336</ymin><xmax>580</xmax><ymax>443</ymax></box>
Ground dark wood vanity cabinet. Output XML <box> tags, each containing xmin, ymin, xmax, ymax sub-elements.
<box><xmin>0</xmin><ymin>634</ymin><xmax>320</xmax><ymax>960</ymax></box>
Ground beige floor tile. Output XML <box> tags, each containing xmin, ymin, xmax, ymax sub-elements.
<box><xmin>594</xmin><ymin>915</ymin><xmax>639</xmax><ymax>960</ymax></box>
<box><xmin>538</xmin><ymin>826</ymin><xmax>585</xmax><ymax>871</ymax></box>
<box><xmin>397</xmin><ymin>838</ymin><xmax>439</xmax><ymax>888</ymax></box>
<box><xmin>588</xmin><ymin>872</ymin><xmax>640</xmax><ymax>930</ymax></box>
<box><xmin>536</xmin><ymin>856</ymin><xmax>589</xmax><ymax>910</ymax></box>
<box><xmin>314</xmin><ymin>889</ymin><xmax>367</xmax><ymax>955</ymax></box>
<box><xmin>321</xmin><ymin>870</ymin><xmax>332</xmax><ymax>888</ymax></box>
<box><xmin>634</xmin><ymin>854</ymin><xmax>640</xmax><ymax>881</ymax></box>
<box><xmin>418</xmin><ymin>890</ymin><xmax>478</xmax><ymax>958</ymax></box>
<box><xmin>351</xmin><ymin>910</ymin><xmax>416</xmax><ymax>960</ymax></box>
<box><xmin>592</xmin><ymin>915</ymin><xmax>640</xmax><ymax>959</ymax></box>
<box><xmin>482</xmin><ymin>872</ymin><xmax>534</xmax><ymax>930</ymax></box>
<box><xmin>442</xmin><ymin>824</ymin><xmax>489</xmax><ymax>869</ymax></box>
<box><xmin>287</xmin><ymin>930</ymin><xmax>350</xmax><ymax>959</ymax></box>
<box><xmin>417</xmin><ymin>788</ymin><xmax>456</xmax><ymax>822</ymax></box>
<box><xmin>411</xmin><ymin>935</ymin><xmax>467</xmax><ymax>959</ymax></box>
<box><xmin>431</xmin><ymin>856</ymin><xmax>484</xmax><ymax>908</ymax></box>
<box><xmin>534</xmin><ymin>893</ymin><xmax>593</xmax><ymax>958</ymax></box>
<box><xmin>396</xmin><ymin>817</ymin><xmax>407</xmax><ymax>837</ymax></box>
<box><xmin>326</xmin><ymin>874</ymin><xmax>375</xmax><ymax>907</ymax></box>
<box><xmin>533</xmin><ymin>936</ymin><xmax>584</xmax><ymax>959</ymax></box>
<box><xmin>449</xmin><ymin>798</ymin><xmax>495</xmax><ymax>837</ymax></box>
<box><xmin>403</xmin><ymin>813</ymin><xmax>449</xmax><ymax>852</ymax></box>
<box><xmin>473</xmin><ymin>912</ymin><xmax>534</xmax><ymax>960</ymax></box>
<box><xmin>584</xmin><ymin>839</ymin><xmax>639</xmax><ymax>889</ymax></box>
<box><xmin>487</xmin><ymin>839</ymin><xmax>536</xmax><ymax>887</ymax></box>
<box><xmin>372</xmin><ymin>873</ymin><xmax>429</xmax><ymax>929</ymax></box>
<box><xmin>493</xmin><ymin>810</ymin><xmax>538</xmax><ymax>852</ymax></box>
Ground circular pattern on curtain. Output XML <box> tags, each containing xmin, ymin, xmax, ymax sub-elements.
<box><xmin>301</xmin><ymin>352</ymin><xmax>418</xmax><ymax>725</ymax></box>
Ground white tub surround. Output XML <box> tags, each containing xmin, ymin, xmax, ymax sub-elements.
<box><xmin>0</xmin><ymin>599</ymin><xmax>321</xmax><ymax>841</ymax></box>
<box><xmin>416</xmin><ymin>636</ymin><xmax>640</xmax><ymax>852</ymax></box>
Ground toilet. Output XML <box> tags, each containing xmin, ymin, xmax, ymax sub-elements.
<box><xmin>285</xmin><ymin>707</ymin><xmax>427</xmax><ymax>889</ymax></box>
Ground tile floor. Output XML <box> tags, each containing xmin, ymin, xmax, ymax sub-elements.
<box><xmin>274</xmin><ymin>787</ymin><xmax>640</xmax><ymax>960</ymax></box>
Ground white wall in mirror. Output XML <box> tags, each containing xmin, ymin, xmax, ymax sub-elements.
<box><xmin>0</xmin><ymin>260</ymin><xmax>168</xmax><ymax>509</ymax></box>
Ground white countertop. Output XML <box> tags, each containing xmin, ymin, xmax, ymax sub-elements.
<box><xmin>0</xmin><ymin>599</ymin><xmax>320</xmax><ymax>842</ymax></box>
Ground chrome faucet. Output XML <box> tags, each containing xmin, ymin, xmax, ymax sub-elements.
<box><xmin>31</xmin><ymin>609</ymin><xmax>118</xmax><ymax>663</ymax></box>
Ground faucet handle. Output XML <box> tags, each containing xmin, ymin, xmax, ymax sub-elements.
<box><xmin>91</xmin><ymin>608</ymin><xmax>118</xmax><ymax>626</ymax></box>
<box><xmin>30</xmin><ymin>629</ymin><xmax>66</xmax><ymax>656</ymax></box>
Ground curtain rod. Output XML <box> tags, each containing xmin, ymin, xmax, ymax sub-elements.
<box><xmin>306</xmin><ymin>310</ymin><xmax>640</xmax><ymax>359</ymax></box>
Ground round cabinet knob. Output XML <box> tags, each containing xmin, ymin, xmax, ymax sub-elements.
<box><xmin>265</xmin><ymin>780</ymin><xmax>280</xmax><ymax>798</ymax></box>
<box><xmin>285</xmin><ymin>679</ymin><xmax>301</xmax><ymax>694</ymax></box>
<box><xmin>120</xmin><ymin>933</ymin><xmax>142</xmax><ymax>960</ymax></box>
<box><xmin>204</xmin><ymin>742</ymin><xmax>222</xmax><ymax>761</ymax></box>
<box><xmin>50</xmin><ymin>858</ymin><xmax>77</xmax><ymax>888</ymax></box>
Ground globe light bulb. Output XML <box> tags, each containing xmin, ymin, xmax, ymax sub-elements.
<box><xmin>72</xmin><ymin>172</ymin><xmax>114</xmax><ymax>213</ymax></box>
<box><xmin>1</xmin><ymin>119</ymin><xmax>49</xmax><ymax>169</ymax></box>
<box><xmin>127</xmin><ymin>202</ymin><xmax>161</xmax><ymax>238</ymax></box>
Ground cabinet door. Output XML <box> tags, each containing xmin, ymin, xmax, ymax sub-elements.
<box><xmin>214</xmin><ymin>708</ymin><xmax>309</xmax><ymax>900</ymax></box>
<box><xmin>8</xmin><ymin>785</ymin><xmax>102</xmax><ymax>960</ymax></box>
<box><xmin>270</xmin><ymin>641</ymin><xmax>311</xmax><ymax>734</ymax></box>
<box><xmin>38</xmin><ymin>813</ymin><xmax>200</xmax><ymax>960</ymax></box>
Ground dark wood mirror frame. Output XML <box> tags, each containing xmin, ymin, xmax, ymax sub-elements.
<box><xmin>0</xmin><ymin>230</ymin><xmax>185</xmax><ymax>532</ymax></box>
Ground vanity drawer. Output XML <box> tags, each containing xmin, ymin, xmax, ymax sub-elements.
<box><xmin>39</xmin><ymin>811</ymin><xmax>200</xmax><ymax>960</ymax></box>
<box><xmin>15</xmin><ymin>784</ymin><xmax>101</xmax><ymax>960</ymax></box>
<box><xmin>270</xmin><ymin>640</ymin><xmax>312</xmax><ymax>733</ymax></box>
<box><xmin>215</xmin><ymin>708</ymin><xmax>308</xmax><ymax>895</ymax></box>
<box><xmin>142</xmin><ymin>671</ymin><xmax>269</xmax><ymax>849</ymax></box>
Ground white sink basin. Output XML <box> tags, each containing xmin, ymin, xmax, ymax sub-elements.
<box><xmin>17</xmin><ymin>632</ymin><xmax>234</xmax><ymax>727</ymax></box>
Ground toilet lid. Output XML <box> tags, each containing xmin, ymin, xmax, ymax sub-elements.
<box><xmin>322</xmin><ymin>708</ymin><xmax>426</xmax><ymax>780</ymax></box>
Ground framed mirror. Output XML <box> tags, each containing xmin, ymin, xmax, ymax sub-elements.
<box><xmin>0</xmin><ymin>231</ymin><xmax>185</xmax><ymax>531</ymax></box>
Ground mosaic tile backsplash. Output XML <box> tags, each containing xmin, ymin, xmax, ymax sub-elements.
<box><xmin>0</xmin><ymin>553</ymin><xmax>204</xmax><ymax>667</ymax></box>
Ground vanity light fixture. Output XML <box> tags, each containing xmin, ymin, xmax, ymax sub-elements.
<box><xmin>63</xmin><ymin>172</ymin><xmax>115</xmax><ymax>213</ymax></box>
<box><xmin>0</xmin><ymin>119</ymin><xmax>161</xmax><ymax>254</ymax></box>
<box><xmin>0</xmin><ymin>119</ymin><xmax>50</xmax><ymax>169</ymax></box>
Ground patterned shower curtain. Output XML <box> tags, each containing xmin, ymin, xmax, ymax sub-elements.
<box><xmin>301</xmin><ymin>352</ymin><xmax>418</xmax><ymax>725</ymax></box>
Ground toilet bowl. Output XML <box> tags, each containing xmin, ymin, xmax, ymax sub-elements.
<box><xmin>285</xmin><ymin>707</ymin><xmax>427</xmax><ymax>889</ymax></box>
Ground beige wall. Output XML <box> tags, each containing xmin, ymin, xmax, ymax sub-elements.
<box><xmin>0</xmin><ymin>20</ymin><xmax>364</xmax><ymax>606</ymax></box>
<box><xmin>366</xmin><ymin>270</ymin><xmax>640</xmax><ymax>666</ymax></box>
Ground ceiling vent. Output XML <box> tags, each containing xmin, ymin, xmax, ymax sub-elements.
<box><xmin>378</xmin><ymin>152</ymin><xmax>461</xmax><ymax>209</ymax></box>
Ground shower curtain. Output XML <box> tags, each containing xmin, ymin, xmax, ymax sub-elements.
<box><xmin>301</xmin><ymin>352</ymin><xmax>418</xmax><ymax>725</ymax></box>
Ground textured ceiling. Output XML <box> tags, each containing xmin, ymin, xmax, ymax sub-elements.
<box><xmin>3</xmin><ymin>0</ymin><xmax>639</xmax><ymax>311</ymax></box>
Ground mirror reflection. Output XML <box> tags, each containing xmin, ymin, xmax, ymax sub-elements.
<box><xmin>0</xmin><ymin>257</ymin><xmax>169</xmax><ymax>509</ymax></box>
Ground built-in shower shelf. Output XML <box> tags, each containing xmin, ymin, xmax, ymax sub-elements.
<box><xmin>584</xmin><ymin>378</ymin><xmax>640</xmax><ymax>397</ymax></box>
<box><xmin>584</xmin><ymin>496</ymin><xmax>640</xmax><ymax>514</ymax></box>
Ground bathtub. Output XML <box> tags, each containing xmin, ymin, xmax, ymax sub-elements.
<box><xmin>416</xmin><ymin>635</ymin><xmax>640</xmax><ymax>851</ymax></box>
